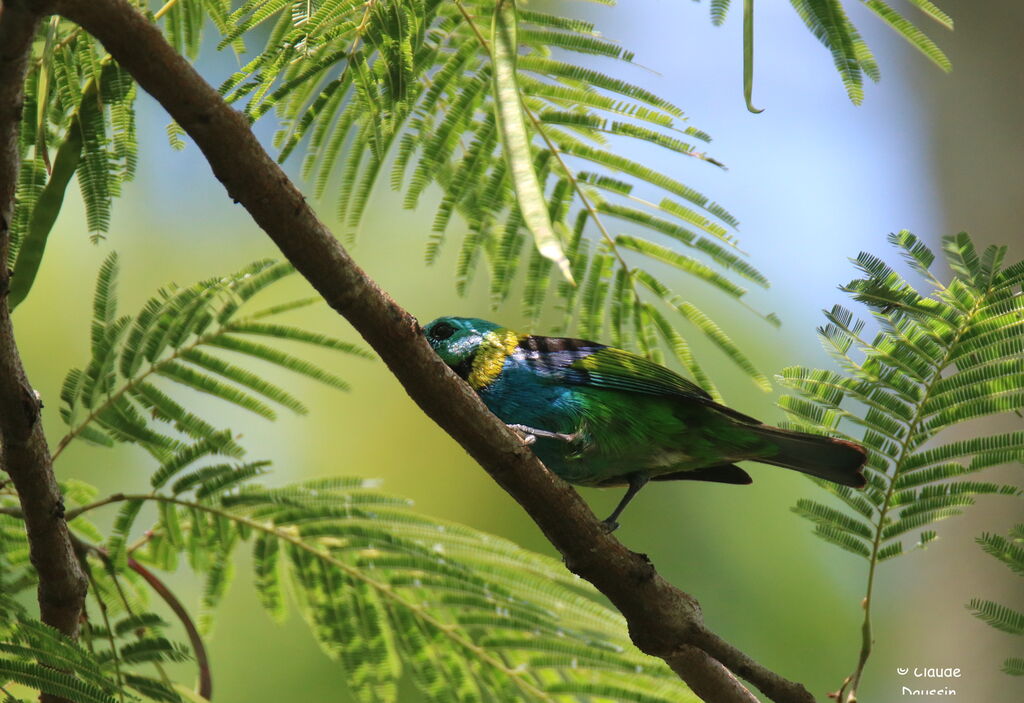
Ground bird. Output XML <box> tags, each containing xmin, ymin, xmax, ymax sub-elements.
<box><xmin>423</xmin><ymin>316</ymin><xmax>867</xmax><ymax>531</ymax></box>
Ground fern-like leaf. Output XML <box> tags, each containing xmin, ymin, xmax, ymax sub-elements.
<box><xmin>11</xmin><ymin>27</ymin><xmax>138</xmax><ymax>269</ymax></box>
<box><xmin>781</xmin><ymin>232</ymin><xmax>1022</xmax><ymax>564</ymax></box>
<box><xmin>55</xmin><ymin>256</ymin><xmax>370</xmax><ymax>460</ymax></box>
<box><xmin>0</xmin><ymin>614</ymin><xmax>135</xmax><ymax>703</ymax></box>
<box><xmin>75</xmin><ymin>469</ymin><xmax>708</xmax><ymax>703</ymax></box>
<box><xmin>967</xmin><ymin>599</ymin><xmax>1024</xmax><ymax>636</ymax></box>
<box><xmin>778</xmin><ymin>231</ymin><xmax>1023</xmax><ymax>695</ymax></box>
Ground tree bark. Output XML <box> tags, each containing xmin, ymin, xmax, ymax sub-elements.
<box><xmin>0</xmin><ymin>5</ymin><xmax>88</xmax><ymax>703</ymax></box>
<box><xmin>6</xmin><ymin>0</ymin><xmax>819</xmax><ymax>701</ymax></box>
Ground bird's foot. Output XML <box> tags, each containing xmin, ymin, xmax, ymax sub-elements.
<box><xmin>599</xmin><ymin>517</ymin><xmax>620</xmax><ymax>534</ymax></box>
<box><xmin>506</xmin><ymin>424</ymin><xmax>579</xmax><ymax>444</ymax></box>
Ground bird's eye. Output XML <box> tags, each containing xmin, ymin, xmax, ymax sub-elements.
<box><xmin>428</xmin><ymin>322</ymin><xmax>456</xmax><ymax>341</ymax></box>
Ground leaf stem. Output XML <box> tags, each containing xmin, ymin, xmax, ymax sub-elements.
<box><xmin>66</xmin><ymin>493</ymin><xmax>128</xmax><ymax>521</ymax></box>
<box><xmin>452</xmin><ymin>0</ymin><xmax>488</xmax><ymax>50</ymax></box>
<box><xmin>153</xmin><ymin>0</ymin><xmax>183</xmax><ymax>21</ymax></box>
<box><xmin>837</xmin><ymin>289</ymin><xmax>986</xmax><ymax>703</ymax></box>
<box><xmin>83</xmin><ymin>566</ymin><xmax>125</xmax><ymax>703</ymax></box>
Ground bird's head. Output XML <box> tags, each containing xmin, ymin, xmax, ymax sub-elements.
<box><xmin>423</xmin><ymin>316</ymin><xmax>512</xmax><ymax>382</ymax></box>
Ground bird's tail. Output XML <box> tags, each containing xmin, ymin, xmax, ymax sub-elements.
<box><xmin>748</xmin><ymin>425</ymin><xmax>867</xmax><ymax>487</ymax></box>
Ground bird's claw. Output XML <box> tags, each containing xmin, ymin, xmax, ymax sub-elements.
<box><xmin>506</xmin><ymin>424</ymin><xmax>578</xmax><ymax>444</ymax></box>
<box><xmin>506</xmin><ymin>425</ymin><xmax>537</xmax><ymax>445</ymax></box>
<box><xmin>600</xmin><ymin>518</ymin><xmax>620</xmax><ymax>534</ymax></box>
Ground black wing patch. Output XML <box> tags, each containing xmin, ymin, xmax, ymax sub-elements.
<box><xmin>516</xmin><ymin>335</ymin><xmax>607</xmax><ymax>386</ymax></box>
<box><xmin>524</xmin><ymin>339</ymin><xmax>713</xmax><ymax>401</ymax></box>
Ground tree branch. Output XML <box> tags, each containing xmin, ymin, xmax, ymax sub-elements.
<box><xmin>42</xmin><ymin>1</ymin><xmax>816</xmax><ymax>701</ymax></box>
<box><xmin>1</xmin><ymin>5</ymin><xmax>88</xmax><ymax>703</ymax></box>
<box><xmin>0</xmin><ymin>0</ymin><xmax>87</xmax><ymax>646</ymax></box>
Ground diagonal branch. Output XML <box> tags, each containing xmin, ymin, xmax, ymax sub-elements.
<box><xmin>0</xmin><ymin>4</ymin><xmax>88</xmax><ymax>703</ymax></box>
<box><xmin>41</xmin><ymin>0</ymin><xmax>816</xmax><ymax>701</ymax></box>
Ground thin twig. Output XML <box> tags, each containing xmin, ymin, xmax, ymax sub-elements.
<box><xmin>84</xmin><ymin>566</ymin><xmax>126</xmax><ymax>703</ymax></box>
<box><xmin>77</xmin><ymin>537</ymin><xmax>213</xmax><ymax>701</ymax></box>
<box><xmin>125</xmin><ymin>556</ymin><xmax>213</xmax><ymax>700</ymax></box>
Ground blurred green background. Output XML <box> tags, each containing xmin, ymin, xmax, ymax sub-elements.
<box><xmin>11</xmin><ymin>0</ymin><xmax>1023</xmax><ymax>700</ymax></box>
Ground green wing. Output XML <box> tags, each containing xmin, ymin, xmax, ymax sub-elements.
<box><xmin>521</xmin><ymin>334</ymin><xmax>761</xmax><ymax>422</ymax></box>
<box><xmin>569</xmin><ymin>346</ymin><xmax>712</xmax><ymax>400</ymax></box>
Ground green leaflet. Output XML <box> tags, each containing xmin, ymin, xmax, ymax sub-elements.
<box><xmin>8</xmin><ymin>112</ymin><xmax>84</xmax><ymax>311</ymax></box>
<box><xmin>976</xmin><ymin>529</ymin><xmax>1024</xmax><ymax>577</ymax></box>
<box><xmin>863</xmin><ymin>0</ymin><xmax>951</xmax><ymax>72</ymax></box>
<box><xmin>788</xmin><ymin>0</ymin><xmax>868</xmax><ymax>104</ymax></box>
<box><xmin>968</xmin><ymin>599</ymin><xmax>1024</xmax><ymax>636</ymax></box>
<box><xmin>782</xmin><ymin>233</ymin><xmax>1022</xmax><ymax>553</ymax></box>
<box><xmin>743</xmin><ymin>0</ymin><xmax>764</xmax><ymax>113</ymax></box>
<box><xmin>703</xmin><ymin>0</ymin><xmax>951</xmax><ymax>103</ymax></box>
<box><xmin>711</xmin><ymin>0</ymin><xmax>732</xmax><ymax>25</ymax></box>
<box><xmin>106</xmin><ymin>499</ymin><xmax>145</xmax><ymax>571</ymax></box>
<box><xmin>0</xmin><ymin>659</ymin><xmax>116</xmax><ymax>703</ymax></box>
<box><xmin>151</xmin><ymin>431</ymin><xmax>238</xmax><ymax>490</ymax></box>
<box><xmin>5</xmin><ymin>461</ymin><xmax>708</xmax><ymax>701</ymax></box>
<box><xmin>26</xmin><ymin>3</ymin><xmax>955</xmax><ymax>396</ymax></box>
<box><xmin>6</xmin><ymin>450</ymin><xmax>702</xmax><ymax>703</ymax></box>
<box><xmin>1004</xmin><ymin>658</ymin><xmax>1024</xmax><ymax>676</ymax></box>
<box><xmin>0</xmin><ymin>606</ymin><xmax>187</xmax><ymax>703</ymax></box>
<box><xmin>906</xmin><ymin>0</ymin><xmax>953</xmax><ymax>29</ymax></box>
<box><xmin>10</xmin><ymin>55</ymin><xmax>135</xmax><ymax>309</ymax></box>
<box><xmin>490</xmin><ymin>0</ymin><xmax>574</xmax><ymax>285</ymax></box>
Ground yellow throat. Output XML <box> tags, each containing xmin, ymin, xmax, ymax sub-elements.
<box><xmin>468</xmin><ymin>330</ymin><xmax>521</xmax><ymax>389</ymax></box>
